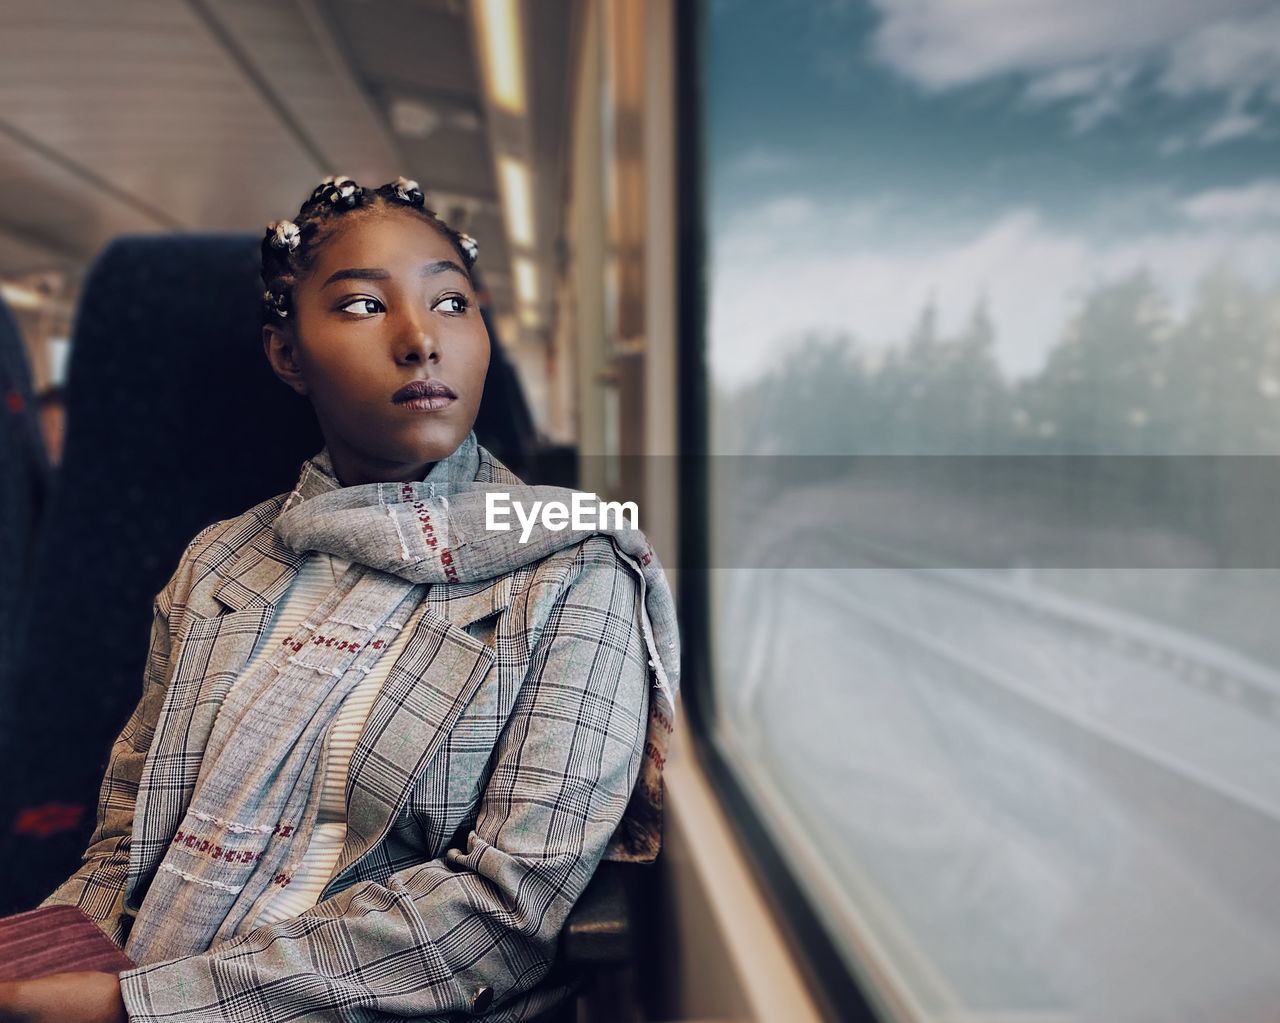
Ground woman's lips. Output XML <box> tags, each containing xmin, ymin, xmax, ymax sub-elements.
<box><xmin>396</xmin><ymin>394</ymin><xmax>456</xmax><ymax>411</ymax></box>
<box><xmin>392</xmin><ymin>378</ymin><xmax>457</xmax><ymax>411</ymax></box>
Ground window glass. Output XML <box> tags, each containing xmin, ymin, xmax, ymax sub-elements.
<box><xmin>704</xmin><ymin>2</ymin><xmax>1280</xmax><ymax>1018</ymax></box>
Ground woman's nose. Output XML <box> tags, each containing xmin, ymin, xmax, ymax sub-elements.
<box><xmin>394</xmin><ymin>311</ymin><xmax>440</xmax><ymax>364</ymax></box>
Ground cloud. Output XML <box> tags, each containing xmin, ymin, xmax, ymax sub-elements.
<box><xmin>1180</xmin><ymin>180</ymin><xmax>1280</xmax><ymax>223</ymax></box>
<box><xmin>1158</xmin><ymin>10</ymin><xmax>1280</xmax><ymax>103</ymax></box>
<box><xmin>1024</xmin><ymin>63</ymin><xmax>1126</xmax><ymax>102</ymax></box>
<box><xmin>1022</xmin><ymin>61</ymin><xmax>1138</xmax><ymax>132</ymax></box>
<box><xmin>1155</xmin><ymin>12</ymin><xmax>1280</xmax><ymax>147</ymax></box>
<box><xmin>865</xmin><ymin>0</ymin><xmax>1280</xmax><ymax>145</ymax></box>
<box><xmin>1161</xmin><ymin>106</ymin><xmax>1270</xmax><ymax>153</ymax></box>
<box><xmin>708</xmin><ymin>188</ymin><xmax>1280</xmax><ymax>389</ymax></box>
<box><xmin>1200</xmin><ymin>109</ymin><xmax>1266</xmax><ymax>147</ymax></box>
<box><xmin>866</xmin><ymin>0</ymin><xmax>1226</xmax><ymax>90</ymax></box>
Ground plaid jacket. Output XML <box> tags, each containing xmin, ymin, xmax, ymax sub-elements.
<box><xmin>42</xmin><ymin>446</ymin><xmax>655</xmax><ymax>1022</ymax></box>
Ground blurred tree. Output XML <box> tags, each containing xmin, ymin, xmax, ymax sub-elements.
<box><xmin>713</xmin><ymin>266</ymin><xmax>1280</xmax><ymax>458</ymax></box>
<box><xmin>1165</xmin><ymin>268</ymin><xmax>1280</xmax><ymax>453</ymax></box>
<box><xmin>1016</xmin><ymin>271</ymin><xmax>1171</xmax><ymax>454</ymax></box>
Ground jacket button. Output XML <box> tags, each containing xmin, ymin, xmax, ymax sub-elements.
<box><xmin>471</xmin><ymin>985</ymin><xmax>494</xmax><ymax>1012</ymax></box>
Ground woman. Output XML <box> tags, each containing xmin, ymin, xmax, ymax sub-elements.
<box><xmin>0</xmin><ymin>177</ymin><xmax>679</xmax><ymax>1023</ymax></box>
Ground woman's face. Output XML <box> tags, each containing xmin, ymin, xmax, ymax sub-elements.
<box><xmin>264</xmin><ymin>207</ymin><xmax>490</xmax><ymax>485</ymax></box>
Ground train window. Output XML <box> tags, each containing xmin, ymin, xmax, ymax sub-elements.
<box><xmin>696</xmin><ymin>1</ymin><xmax>1280</xmax><ymax>1019</ymax></box>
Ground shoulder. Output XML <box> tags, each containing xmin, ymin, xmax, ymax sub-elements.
<box><xmin>512</xmin><ymin>534</ymin><xmax>645</xmax><ymax>653</ymax></box>
<box><xmin>181</xmin><ymin>493</ymin><xmax>288</xmax><ymax>568</ymax></box>
<box><xmin>473</xmin><ymin>439</ymin><xmax>635</xmax><ymax>588</ymax></box>
<box><xmin>159</xmin><ymin>492</ymin><xmax>290</xmax><ymax>606</ymax></box>
<box><xmin>473</xmin><ymin>442</ymin><xmax>643</xmax><ymax>632</ymax></box>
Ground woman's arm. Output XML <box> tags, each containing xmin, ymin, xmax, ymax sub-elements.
<box><xmin>116</xmin><ymin>537</ymin><xmax>651</xmax><ymax>1023</ymax></box>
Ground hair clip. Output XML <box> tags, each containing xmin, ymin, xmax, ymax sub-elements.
<box><xmin>392</xmin><ymin>176</ymin><xmax>425</xmax><ymax>206</ymax></box>
<box><xmin>327</xmin><ymin>177</ymin><xmax>361</xmax><ymax>208</ymax></box>
<box><xmin>310</xmin><ymin>175</ymin><xmax>362</xmax><ymax>209</ymax></box>
<box><xmin>309</xmin><ymin>175</ymin><xmax>339</xmax><ymax>204</ymax></box>
<box><xmin>263</xmin><ymin>288</ymin><xmax>291</xmax><ymax>319</ymax></box>
<box><xmin>456</xmin><ymin>232</ymin><xmax>479</xmax><ymax>265</ymax></box>
<box><xmin>267</xmin><ymin>219</ymin><xmax>301</xmax><ymax>252</ymax></box>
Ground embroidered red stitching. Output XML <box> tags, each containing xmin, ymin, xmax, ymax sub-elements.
<box><xmin>409</xmin><ymin>503</ymin><xmax>458</xmax><ymax>581</ymax></box>
<box><xmin>309</xmin><ymin>633</ymin><xmax>362</xmax><ymax>653</ymax></box>
<box><xmin>172</xmin><ymin>829</ymin><xmax>266</xmax><ymax>864</ymax></box>
<box><xmin>413</xmin><ymin>502</ymin><xmax>437</xmax><ymax>548</ymax></box>
<box><xmin>172</xmin><ymin>822</ymin><xmax>296</xmax><ymax>865</ymax></box>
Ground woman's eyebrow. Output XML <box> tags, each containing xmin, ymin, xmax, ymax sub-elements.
<box><xmin>420</xmin><ymin>259</ymin><xmax>469</xmax><ymax>280</ymax></box>
<box><xmin>321</xmin><ymin>261</ymin><xmax>468</xmax><ymax>289</ymax></box>
<box><xmin>322</xmin><ymin>267</ymin><xmax>388</xmax><ymax>288</ymax></box>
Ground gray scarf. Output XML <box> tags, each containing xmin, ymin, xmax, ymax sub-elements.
<box><xmin>124</xmin><ymin>432</ymin><xmax>679</xmax><ymax>965</ymax></box>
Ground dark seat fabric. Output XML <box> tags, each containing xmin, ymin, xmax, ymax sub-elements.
<box><xmin>0</xmin><ymin>235</ymin><xmax>322</xmax><ymax>912</ymax></box>
<box><xmin>0</xmin><ymin>296</ymin><xmax>51</xmax><ymax>749</ymax></box>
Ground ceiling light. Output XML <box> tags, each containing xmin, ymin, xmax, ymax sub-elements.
<box><xmin>513</xmin><ymin>257</ymin><xmax>538</xmax><ymax>304</ymax></box>
<box><xmin>498</xmin><ymin>156</ymin><xmax>534</xmax><ymax>249</ymax></box>
<box><xmin>0</xmin><ymin>282</ymin><xmax>43</xmax><ymax>310</ymax></box>
<box><xmin>473</xmin><ymin>0</ymin><xmax>526</xmax><ymax>116</ymax></box>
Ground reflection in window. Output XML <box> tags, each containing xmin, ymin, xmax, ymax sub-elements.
<box><xmin>704</xmin><ymin>1</ymin><xmax>1280</xmax><ymax>1019</ymax></box>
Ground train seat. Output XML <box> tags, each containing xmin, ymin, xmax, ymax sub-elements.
<box><xmin>0</xmin><ymin>234</ymin><xmax>322</xmax><ymax>913</ymax></box>
<box><xmin>0</xmin><ymin>294</ymin><xmax>51</xmax><ymax>776</ymax></box>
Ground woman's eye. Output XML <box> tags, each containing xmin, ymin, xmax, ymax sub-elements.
<box><xmin>338</xmin><ymin>297</ymin><xmax>383</xmax><ymax>316</ymax></box>
<box><xmin>433</xmin><ymin>295</ymin><xmax>470</xmax><ymax>315</ymax></box>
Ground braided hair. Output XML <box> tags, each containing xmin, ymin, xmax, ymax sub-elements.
<box><xmin>260</xmin><ymin>175</ymin><xmax>480</xmax><ymax>325</ymax></box>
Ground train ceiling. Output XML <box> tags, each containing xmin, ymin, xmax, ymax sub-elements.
<box><xmin>0</xmin><ymin>0</ymin><xmax>577</xmax><ymax>333</ymax></box>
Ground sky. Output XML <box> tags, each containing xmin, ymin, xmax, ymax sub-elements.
<box><xmin>705</xmin><ymin>0</ymin><xmax>1280</xmax><ymax>388</ymax></box>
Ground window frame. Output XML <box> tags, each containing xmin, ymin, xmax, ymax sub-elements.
<box><xmin>673</xmin><ymin>4</ymin><xmax>890</xmax><ymax>1021</ymax></box>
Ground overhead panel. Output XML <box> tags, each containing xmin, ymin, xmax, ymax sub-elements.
<box><xmin>312</xmin><ymin>0</ymin><xmax>509</xmax><ymax>311</ymax></box>
<box><xmin>0</xmin><ymin>123</ymin><xmax>165</xmax><ymax>276</ymax></box>
<box><xmin>0</xmin><ymin>0</ymin><xmax>574</xmax><ymax>328</ymax></box>
<box><xmin>0</xmin><ymin>0</ymin><xmax>318</xmax><ymax>238</ymax></box>
<box><xmin>316</xmin><ymin>0</ymin><xmax>493</xmax><ymax>197</ymax></box>
<box><xmin>197</xmin><ymin>0</ymin><xmax>404</xmax><ymax>186</ymax></box>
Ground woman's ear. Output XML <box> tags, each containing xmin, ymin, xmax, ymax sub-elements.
<box><xmin>263</xmin><ymin>323</ymin><xmax>310</xmax><ymax>397</ymax></box>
